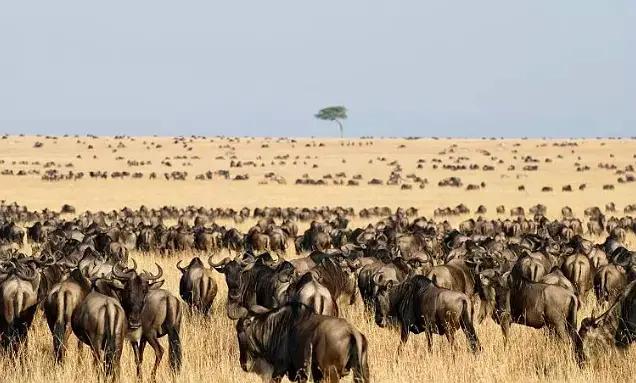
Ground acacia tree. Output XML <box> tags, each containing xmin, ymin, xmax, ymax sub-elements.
<box><xmin>315</xmin><ymin>106</ymin><xmax>348</xmax><ymax>138</ymax></box>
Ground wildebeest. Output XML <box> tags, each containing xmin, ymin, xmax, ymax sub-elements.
<box><xmin>235</xmin><ymin>303</ymin><xmax>369</xmax><ymax>382</ymax></box>
<box><xmin>71</xmin><ymin>289</ymin><xmax>126</xmax><ymax>379</ymax></box>
<box><xmin>176</xmin><ymin>257</ymin><xmax>218</xmax><ymax>314</ymax></box>
<box><xmin>44</xmin><ymin>268</ymin><xmax>91</xmax><ymax>362</ymax></box>
<box><xmin>286</xmin><ymin>272</ymin><xmax>339</xmax><ymax>316</ymax></box>
<box><xmin>561</xmin><ymin>252</ymin><xmax>593</xmax><ymax>298</ymax></box>
<box><xmin>479</xmin><ymin>270</ymin><xmax>578</xmax><ymax>345</ymax></box>
<box><xmin>132</xmin><ymin>278</ymin><xmax>182</xmax><ymax>383</ymax></box>
<box><xmin>576</xmin><ymin>281</ymin><xmax>636</xmax><ymax>365</ymax></box>
<box><xmin>374</xmin><ymin>275</ymin><xmax>481</xmax><ymax>353</ymax></box>
<box><xmin>211</xmin><ymin>255</ymin><xmax>296</xmax><ymax>319</ymax></box>
<box><xmin>593</xmin><ymin>264</ymin><xmax>627</xmax><ymax>305</ymax></box>
<box><xmin>0</xmin><ymin>260</ymin><xmax>41</xmax><ymax>353</ymax></box>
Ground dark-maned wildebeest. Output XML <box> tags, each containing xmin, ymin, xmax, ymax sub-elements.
<box><xmin>235</xmin><ymin>303</ymin><xmax>369</xmax><ymax>383</ymax></box>
<box><xmin>374</xmin><ymin>275</ymin><xmax>481</xmax><ymax>353</ymax></box>
<box><xmin>176</xmin><ymin>257</ymin><xmax>218</xmax><ymax>314</ymax></box>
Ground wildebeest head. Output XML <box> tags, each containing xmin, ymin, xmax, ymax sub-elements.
<box><xmin>374</xmin><ymin>280</ymin><xmax>395</xmax><ymax>328</ymax></box>
<box><xmin>235</xmin><ymin>305</ymin><xmax>271</xmax><ymax>372</ymax></box>
<box><xmin>108</xmin><ymin>260</ymin><xmax>164</xmax><ymax>329</ymax></box>
<box><xmin>209</xmin><ymin>256</ymin><xmax>244</xmax><ymax>292</ymax></box>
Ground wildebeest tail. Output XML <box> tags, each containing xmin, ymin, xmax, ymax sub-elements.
<box><xmin>193</xmin><ymin>277</ymin><xmax>203</xmax><ymax>312</ymax></box>
<box><xmin>567</xmin><ymin>295</ymin><xmax>579</xmax><ymax>338</ymax></box>
<box><xmin>530</xmin><ymin>263</ymin><xmax>540</xmax><ymax>282</ymax></box>
<box><xmin>167</xmin><ymin>298</ymin><xmax>183</xmax><ymax>372</ymax></box>
<box><xmin>167</xmin><ymin>326</ymin><xmax>182</xmax><ymax>372</ymax></box>
<box><xmin>460</xmin><ymin>298</ymin><xmax>481</xmax><ymax>353</ymax></box>
<box><xmin>573</xmin><ymin>260</ymin><xmax>583</xmax><ymax>296</ymax></box>
<box><xmin>347</xmin><ymin>332</ymin><xmax>370</xmax><ymax>383</ymax></box>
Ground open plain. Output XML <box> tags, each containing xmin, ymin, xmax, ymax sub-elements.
<box><xmin>1</xmin><ymin>135</ymin><xmax>636</xmax><ymax>383</ymax></box>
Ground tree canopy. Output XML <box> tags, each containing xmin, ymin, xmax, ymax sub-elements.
<box><xmin>315</xmin><ymin>106</ymin><xmax>348</xmax><ymax>137</ymax></box>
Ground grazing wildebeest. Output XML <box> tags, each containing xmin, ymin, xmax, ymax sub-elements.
<box><xmin>374</xmin><ymin>275</ymin><xmax>481</xmax><ymax>353</ymax></box>
<box><xmin>176</xmin><ymin>257</ymin><xmax>218</xmax><ymax>314</ymax></box>
<box><xmin>235</xmin><ymin>303</ymin><xmax>369</xmax><ymax>383</ymax></box>
<box><xmin>479</xmin><ymin>270</ymin><xmax>578</xmax><ymax>345</ymax></box>
<box><xmin>575</xmin><ymin>281</ymin><xmax>636</xmax><ymax>365</ymax></box>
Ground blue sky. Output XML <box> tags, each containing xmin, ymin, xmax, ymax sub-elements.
<box><xmin>0</xmin><ymin>1</ymin><xmax>634</xmax><ymax>137</ymax></box>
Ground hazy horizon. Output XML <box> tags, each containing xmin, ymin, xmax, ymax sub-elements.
<box><xmin>1</xmin><ymin>1</ymin><xmax>634</xmax><ymax>138</ymax></box>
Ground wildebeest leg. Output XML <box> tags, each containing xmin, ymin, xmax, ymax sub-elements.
<box><xmin>147</xmin><ymin>336</ymin><xmax>164</xmax><ymax>383</ymax></box>
<box><xmin>445</xmin><ymin>328</ymin><xmax>456</xmax><ymax>351</ymax></box>
<box><xmin>76</xmin><ymin>340</ymin><xmax>84</xmax><ymax>364</ymax></box>
<box><xmin>425</xmin><ymin>328</ymin><xmax>434</xmax><ymax>352</ymax></box>
<box><xmin>397</xmin><ymin>324</ymin><xmax>410</xmax><ymax>355</ymax></box>
<box><xmin>131</xmin><ymin>341</ymin><xmax>143</xmax><ymax>380</ymax></box>
<box><xmin>500</xmin><ymin>315</ymin><xmax>511</xmax><ymax>347</ymax></box>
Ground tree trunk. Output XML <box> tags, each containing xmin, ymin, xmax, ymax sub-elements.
<box><xmin>336</xmin><ymin>120</ymin><xmax>344</xmax><ymax>138</ymax></box>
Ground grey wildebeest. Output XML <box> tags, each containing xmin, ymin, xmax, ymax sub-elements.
<box><xmin>176</xmin><ymin>257</ymin><xmax>218</xmax><ymax>314</ymax></box>
<box><xmin>374</xmin><ymin>275</ymin><xmax>481</xmax><ymax>353</ymax></box>
<box><xmin>235</xmin><ymin>303</ymin><xmax>369</xmax><ymax>383</ymax></box>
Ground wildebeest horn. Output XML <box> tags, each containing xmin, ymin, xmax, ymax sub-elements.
<box><xmin>176</xmin><ymin>259</ymin><xmax>187</xmax><ymax>273</ymax></box>
<box><xmin>248</xmin><ymin>305</ymin><xmax>270</xmax><ymax>315</ymax></box>
<box><xmin>143</xmin><ymin>263</ymin><xmax>163</xmax><ymax>280</ymax></box>
<box><xmin>209</xmin><ymin>256</ymin><xmax>231</xmax><ymax>268</ymax></box>
<box><xmin>227</xmin><ymin>302</ymin><xmax>249</xmax><ymax>320</ymax></box>
<box><xmin>112</xmin><ymin>263</ymin><xmax>133</xmax><ymax>280</ymax></box>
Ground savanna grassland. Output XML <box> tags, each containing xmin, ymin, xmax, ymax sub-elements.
<box><xmin>1</xmin><ymin>135</ymin><xmax>636</xmax><ymax>383</ymax></box>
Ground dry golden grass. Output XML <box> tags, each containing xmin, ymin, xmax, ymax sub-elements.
<box><xmin>1</xmin><ymin>136</ymin><xmax>636</xmax><ymax>382</ymax></box>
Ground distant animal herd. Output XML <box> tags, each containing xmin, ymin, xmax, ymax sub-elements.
<box><xmin>1</xmin><ymin>135</ymin><xmax>635</xmax><ymax>193</ymax></box>
<box><xmin>2</xmin><ymin>199</ymin><xmax>636</xmax><ymax>382</ymax></box>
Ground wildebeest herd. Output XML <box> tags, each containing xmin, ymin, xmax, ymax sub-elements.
<box><xmin>1</xmin><ymin>200</ymin><xmax>636</xmax><ymax>382</ymax></box>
